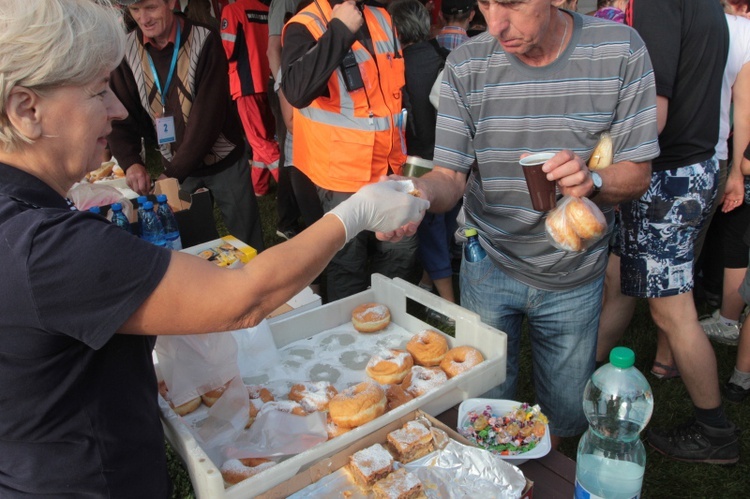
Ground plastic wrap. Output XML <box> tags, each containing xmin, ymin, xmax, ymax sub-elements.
<box><xmin>545</xmin><ymin>195</ymin><xmax>607</xmax><ymax>252</ymax></box>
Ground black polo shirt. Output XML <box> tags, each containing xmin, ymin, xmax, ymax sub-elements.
<box><xmin>0</xmin><ymin>162</ymin><xmax>172</xmax><ymax>497</ymax></box>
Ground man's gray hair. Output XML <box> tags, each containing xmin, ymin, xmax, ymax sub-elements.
<box><xmin>389</xmin><ymin>0</ymin><xmax>431</xmax><ymax>47</ymax></box>
<box><xmin>0</xmin><ymin>0</ymin><xmax>126</xmax><ymax>150</ymax></box>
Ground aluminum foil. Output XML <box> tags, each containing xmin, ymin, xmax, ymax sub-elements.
<box><xmin>289</xmin><ymin>420</ymin><xmax>526</xmax><ymax>498</ymax></box>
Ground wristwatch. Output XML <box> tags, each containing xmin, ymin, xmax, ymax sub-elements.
<box><xmin>590</xmin><ymin>171</ymin><xmax>603</xmax><ymax>199</ymax></box>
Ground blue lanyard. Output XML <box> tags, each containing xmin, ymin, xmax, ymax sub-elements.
<box><xmin>147</xmin><ymin>21</ymin><xmax>181</xmax><ymax>112</ymax></box>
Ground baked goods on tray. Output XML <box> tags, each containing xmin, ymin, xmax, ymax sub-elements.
<box><xmin>386</xmin><ymin>420</ymin><xmax>433</xmax><ymax>463</ymax></box>
<box><xmin>351</xmin><ymin>302</ymin><xmax>391</xmax><ymax>332</ymax></box>
<box><xmin>348</xmin><ymin>443</ymin><xmax>394</xmax><ymax>489</ymax></box>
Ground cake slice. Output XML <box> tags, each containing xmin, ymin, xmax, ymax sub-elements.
<box><xmin>372</xmin><ymin>468</ymin><xmax>424</xmax><ymax>499</ymax></box>
<box><xmin>348</xmin><ymin>443</ymin><xmax>394</xmax><ymax>489</ymax></box>
<box><xmin>386</xmin><ymin>420</ymin><xmax>434</xmax><ymax>463</ymax></box>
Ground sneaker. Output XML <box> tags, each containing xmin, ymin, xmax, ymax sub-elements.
<box><xmin>647</xmin><ymin>419</ymin><xmax>739</xmax><ymax>464</ymax></box>
<box><xmin>275</xmin><ymin>228</ymin><xmax>298</xmax><ymax>241</ymax></box>
<box><xmin>725</xmin><ymin>381</ymin><xmax>750</xmax><ymax>403</ymax></box>
<box><xmin>700</xmin><ymin>310</ymin><xmax>740</xmax><ymax>346</ymax></box>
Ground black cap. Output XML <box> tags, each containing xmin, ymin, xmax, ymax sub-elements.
<box><xmin>441</xmin><ymin>0</ymin><xmax>474</xmax><ymax>15</ymax></box>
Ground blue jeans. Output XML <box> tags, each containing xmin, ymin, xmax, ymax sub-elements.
<box><xmin>460</xmin><ymin>254</ymin><xmax>604</xmax><ymax>437</ymax></box>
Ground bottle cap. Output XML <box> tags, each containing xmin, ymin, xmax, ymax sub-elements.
<box><xmin>112</xmin><ymin>202</ymin><xmax>122</xmax><ymax>211</ymax></box>
<box><xmin>88</xmin><ymin>206</ymin><xmax>100</xmax><ymax>214</ymax></box>
<box><xmin>143</xmin><ymin>201</ymin><xmax>154</xmax><ymax>210</ymax></box>
<box><xmin>157</xmin><ymin>194</ymin><xmax>168</xmax><ymax>203</ymax></box>
<box><xmin>465</xmin><ymin>228</ymin><xmax>478</xmax><ymax>237</ymax></box>
<box><xmin>609</xmin><ymin>346</ymin><xmax>635</xmax><ymax>369</ymax></box>
<box><xmin>137</xmin><ymin>195</ymin><xmax>148</xmax><ymax>205</ymax></box>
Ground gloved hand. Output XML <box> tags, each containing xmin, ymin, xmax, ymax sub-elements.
<box><xmin>328</xmin><ymin>180</ymin><xmax>430</xmax><ymax>245</ymax></box>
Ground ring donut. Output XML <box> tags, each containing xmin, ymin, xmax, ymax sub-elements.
<box><xmin>440</xmin><ymin>346</ymin><xmax>484</xmax><ymax>378</ymax></box>
<box><xmin>406</xmin><ymin>329</ymin><xmax>449</xmax><ymax>366</ymax></box>
<box><xmin>386</xmin><ymin>383</ymin><xmax>414</xmax><ymax>411</ymax></box>
<box><xmin>351</xmin><ymin>303</ymin><xmax>391</xmax><ymax>333</ymax></box>
<box><xmin>220</xmin><ymin>458</ymin><xmax>276</xmax><ymax>485</ymax></box>
<box><xmin>400</xmin><ymin>366</ymin><xmax>448</xmax><ymax>397</ymax></box>
<box><xmin>329</xmin><ymin>381</ymin><xmax>387</xmax><ymax>428</ymax></box>
<box><xmin>288</xmin><ymin>381</ymin><xmax>338</xmax><ymax>412</ymax></box>
<box><xmin>366</xmin><ymin>348</ymin><xmax>414</xmax><ymax>384</ymax></box>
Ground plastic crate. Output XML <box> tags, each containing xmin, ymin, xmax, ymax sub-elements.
<box><xmin>160</xmin><ymin>274</ymin><xmax>507</xmax><ymax>498</ymax></box>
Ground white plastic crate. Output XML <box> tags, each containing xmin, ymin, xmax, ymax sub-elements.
<box><xmin>160</xmin><ymin>274</ymin><xmax>507</xmax><ymax>499</ymax></box>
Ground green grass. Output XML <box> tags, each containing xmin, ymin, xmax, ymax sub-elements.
<box><xmin>164</xmin><ymin>179</ymin><xmax>750</xmax><ymax>498</ymax></box>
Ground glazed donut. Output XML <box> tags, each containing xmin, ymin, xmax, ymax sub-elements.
<box><xmin>366</xmin><ymin>348</ymin><xmax>414</xmax><ymax>384</ymax></box>
<box><xmin>329</xmin><ymin>381</ymin><xmax>387</xmax><ymax>428</ymax></box>
<box><xmin>406</xmin><ymin>329</ymin><xmax>449</xmax><ymax>367</ymax></box>
<box><xmin>288</xmin><ymin>381</ymin><xmax>338</xmax><ymax>412</ymax></box>
<box><xmin>400</xmin><ymin>366</ymin><xmax>448</xmax><ymax>397</ymax></box>
<box><xmin>246</xmin><ymin>385</ymin><xmax>274</xmax><ymax>404</ymax></box>
<box><xmin>220</xmin><ymin>458</ymin><xmax>276</xmax><ymax>485</ymax></box>
<box><xmin>440</xmin><ymin>346</ymin><xmax>484</xmax><ymax>378</ymax></box>
<box><xmin>201</xmin><ymin>380</ymin><xmax>231</xmax><ymax>407</ymax></box>
<box><xmin>386</xmin><ymin>383</ymin><xmax>414</xmax><ymax>411</ymax></box>
<box><xmin>545</xmin><ymin>205</ymin><xmax>583</xmax><ymax>252</ymax></box>
<box><xmin>565</xmin><ymin>197</ymin><xmax>607</xmax><ymax>240</ymax></box>
<box><xmin>351</xmin><ymin>303</ymin><xmax>391</xmax><ymax>333</ymax></box>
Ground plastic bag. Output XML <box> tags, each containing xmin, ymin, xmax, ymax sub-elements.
<box><xmin>588</xmin><ymin>131</ymin><xmax>613</xmax><ymax>170</ymax></box>
<box><xmin>545</xmin><ymin>196</ymin><xmax>607</xmax><ymax>252</ymax></box>
<box><xmin>67</xmin><ymin>182</ymin><xmax>132</xmax><ymax>216</ymax></box>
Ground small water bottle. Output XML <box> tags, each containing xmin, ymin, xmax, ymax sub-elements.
<box><xmin>155</xmin><ymin>194</ymin><xmax>182</xmax><ymax>250</ymax></box>
<box><xmin>464</xmin><ymin>228</ymin><xmax>487</xmax><ymax>262</ymax></box>
<box><xmin>136</xmin><ymin>195</ymin><xmax>149</xmax><ymax>236</ymax></box>
<box><xmin>110</xmin><ymin>202</ymin><xmax>132</xmax><ymax>234</ymax></box>
<box><xmin>88</xmin><ymin>206</ymin><xmax>101</xmax><ymax>215</ymax></box>
<box><xmin>140</xmin><ymin>201</ymin><xmax>166</xmax><ymax>247</ymax></box>
<box><xmin>575</xmin><ymin>347</ymin><xmax>654</xmax><ymax>499</ymax></box>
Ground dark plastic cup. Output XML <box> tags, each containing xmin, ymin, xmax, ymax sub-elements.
<box><xmin>520</xmin><ymin>152</ymin><xmax>557</xmax><ymax>211</ymax></box>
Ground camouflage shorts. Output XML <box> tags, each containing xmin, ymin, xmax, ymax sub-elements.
<box><xmin>619</xmin><ymin>158</ymin><xmax>719</xmax><ymax>298</ymax></box>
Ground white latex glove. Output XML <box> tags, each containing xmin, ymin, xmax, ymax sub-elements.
<box><xmin>328</xmin><ymin>180</ymin><xmax>430</xmax><ymax>245</ymax></box>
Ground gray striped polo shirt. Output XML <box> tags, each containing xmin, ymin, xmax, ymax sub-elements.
<box><xmin>435</xmin><ymin>12</ymin><xmax>660</xmax><ymax>290</ymax></box>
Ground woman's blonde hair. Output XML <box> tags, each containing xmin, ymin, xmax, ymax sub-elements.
<box><xmin>0</xmin><ymin>0</ymin><xmax>126</xmax><ymax>150</ymax></box>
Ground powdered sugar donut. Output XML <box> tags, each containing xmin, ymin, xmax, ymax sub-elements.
<box><xmin>220</xmin><ymin>458</ymin><xmax>276</xmax><ymax>485</ymax></box>
<box><xmin>366</xmin><ymin>348</ymin><xmax>414</xmax><ymax>384</ymax></box>
<box><xmin>400</xmin><ymin>366</ymin><xmax>448</xmax><ymax>397</ymax></box>
<box><xmin>329</xmin><ymin>381</ymin><xmax>387</xmax><ymax>428</ymax></box>
<box><xmin>406</xmin><ymin>329</ymin><xmax>449</xmax><ymax>366</ymax></box>
<box><xmin>288</xmin><ymin>381</ymin><xmax>338</xmax><ymax>412</ymax></box>
<box><xmin>351</xmin><ymin>303</ymin><xmax>391</xmax><ymax>333</ymax></box>
<box><xmin>440</xmin><ymin>346</ymin><xmax>484</xmax><ymax>378</ymax></box>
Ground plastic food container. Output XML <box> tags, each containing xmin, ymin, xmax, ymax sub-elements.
<box><xmin>457</xmin><ymin>398</ymin><xmax>552</xmax><ymax>465</ymax></box>
<box><xmin>160</xmin><ymin>274</ymin><xmax>509</xmax><ymax>499</ymax></box>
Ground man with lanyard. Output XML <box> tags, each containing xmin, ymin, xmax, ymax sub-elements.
<box><xmin>109</xmin><ymin>0</ymin><xmax>265</xmax><ymax>252</ymax></box>
<box><xmin>281</xmin><ymin>0</ymin><xmax>417</xmax><ymax>301</ymax></box>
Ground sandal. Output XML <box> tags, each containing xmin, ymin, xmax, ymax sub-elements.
<box><xmin>650</xmin><ymin>361</ymin><xmax>680</xmax><ymax>380</ymax></box>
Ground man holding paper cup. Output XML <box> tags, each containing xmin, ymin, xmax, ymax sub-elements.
<box><xmin>381</xmin><ymin>0</ymin><xmax>659</xmax><ymax>448</ymax></box>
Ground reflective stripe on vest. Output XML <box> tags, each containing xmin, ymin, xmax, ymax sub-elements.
<box><xmin>286</xmin><ymin>2</ymin><xmax>405</xmax><ymax>192</ymax></box>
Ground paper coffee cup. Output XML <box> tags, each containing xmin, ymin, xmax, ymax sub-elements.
<box><xmin>520</xmin><ymin>152</ymin><xmax>557</xmax><ymax>211</ymax></box>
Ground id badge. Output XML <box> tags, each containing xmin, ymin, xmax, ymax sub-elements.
<box><xmin>156</xmin><ymin>115</ymin><xmax>176</xmax><ymax>145</ymax></box>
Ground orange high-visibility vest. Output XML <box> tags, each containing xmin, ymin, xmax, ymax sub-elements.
<box><xmin>286</xmin><ymin>1</ymin><xmax>406</xmax><ymax>193</ymax></box>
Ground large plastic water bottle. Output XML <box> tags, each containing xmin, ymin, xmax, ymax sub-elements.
<box><xmin>575</xmin><ymin>347</ymin><xmax>654</xmax><ymax>499</ymax></box>
<box><xmin>155</xmin><ymin>194</ymin><xmax>182</xmax><ymax>250</ymax></box>
<box><xmin>464</xmin><ymin>228</ymin><xmax>487</xmax><ymax>262</ymax></box>
<box><xmin>110</xmin><ymin>202</ymin><xmax>132</xmax><ymax>234</ymax></box>
<box><xmin>140</xmin><ymin>201</ymin><xmax>166</xmax><ymax>247</ymax></box>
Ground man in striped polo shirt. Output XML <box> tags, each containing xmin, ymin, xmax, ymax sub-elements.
<box><xmin>386</xmin><ymin>0</ymin><xmax>659</xmax><ymax>447</ymax></box>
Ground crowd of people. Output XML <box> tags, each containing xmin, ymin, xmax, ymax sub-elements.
<box><xmin>0</xmin><ymin>0</ymin><xmax>749</xmax><ymax>495</ymax></box>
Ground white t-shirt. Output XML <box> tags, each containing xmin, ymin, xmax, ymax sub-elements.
<box><xmin>717</xmin><ymin>14</ymin><xmax>750</xmax><ymax>160</ymax></box>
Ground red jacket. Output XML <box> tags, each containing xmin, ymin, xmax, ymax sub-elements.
<box><xmin>220</xmin><ymin>0</ymin><xmax>272</xmax><ymax>97</ymax></box>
